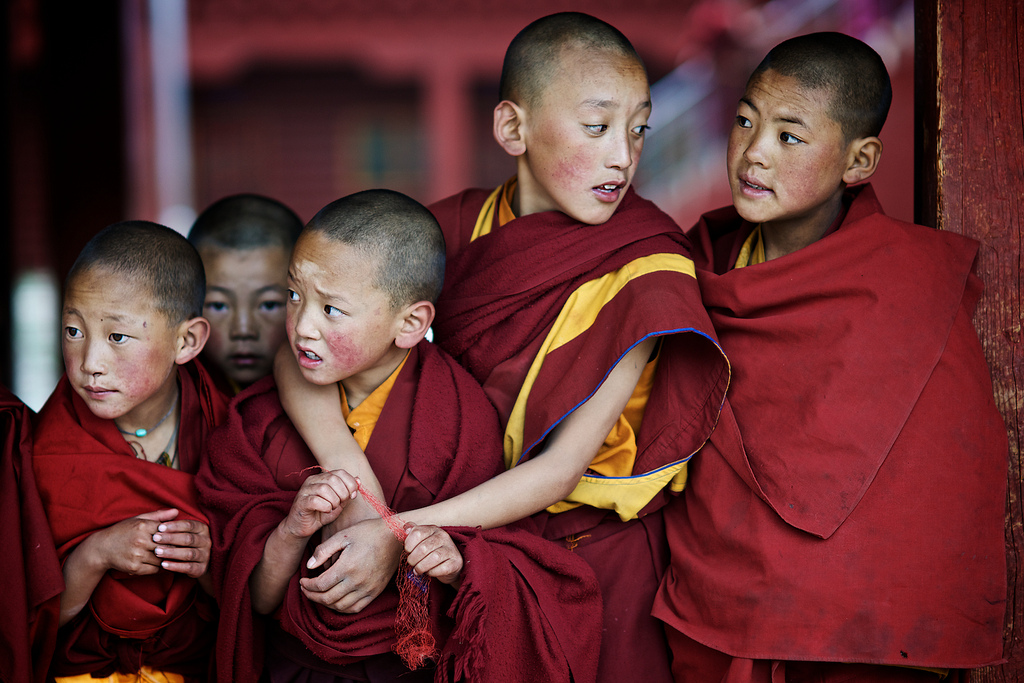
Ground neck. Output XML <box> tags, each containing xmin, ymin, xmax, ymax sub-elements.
<box><xmin>341</xmin><ymin>348</ymin><xmax>407</xmax><ymax>410</ymax></box>
<box><xmin>761</xmin><ymin>195</ymin><xmax>844</xmax><ymax>261</ymax></box>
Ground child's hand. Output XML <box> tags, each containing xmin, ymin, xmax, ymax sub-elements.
<box><xmin>87</xmin><ymin>507</ymin><xmax>180</xmax><ymax>576</ymax></box>
<box><xmin>404</xmin><ymin>524</ymin><xmax>464</xmax><ymax>587</ymax></box>
<box><xmin>301</xmin><ymin>517</ymin><xmax>403</xmax><ymax>613</ymax></box>
<box><xmin>282</xmin><ymin>470</ymin><xmax>359</xmax><ymax>540</ymax></box>
<box><xmin>152</xmin><ymin>514</ymin><xmax>212</xmax><ymax>579</ymax></box>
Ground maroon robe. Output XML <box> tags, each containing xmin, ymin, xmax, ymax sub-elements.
<box><xmin>32</xmin><ymin>360</ymin><xmax>229</xmax><ymax>679</ymax></box>
<box><xmin>196</xmin><ymin>340</ymin><xmax>602</xmax><ymax>683</ymax></box>
<box><xmin>429</xmin><ymin>186</ymin><xmax>730</xmax><ymax>683</ymax></box>
<box><xmin>654</xmin><ymin>185</ymin><xmax>1007</xmax><ymax>678</ymax></box>
<box><xmin>0</xmin><ymin>386</ymin><xmax>63</xmax><ymax>683</ymax></box>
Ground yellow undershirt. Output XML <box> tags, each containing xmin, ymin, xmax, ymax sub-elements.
<box><xmin>56</xmin><ymin>667</ymin><xmax>184</xmax><ymax>683</ymax></box>
<box><xmin>490</xmin><ymin>178</ymin><xmax>666</xmax><ymax>516</ymax></box>
<box><xmin>338</xmin><ymin>352</ymin><xmax>409</xmax><ymax>450</ymax></box>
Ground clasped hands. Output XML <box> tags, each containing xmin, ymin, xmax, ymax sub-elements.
<box><xmin>286</xmin><ymin>469</ymin><xmax>464</xmax><ymax>614</ymax></box>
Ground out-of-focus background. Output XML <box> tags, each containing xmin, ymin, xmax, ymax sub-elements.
<box><xmin>2</xmin><ymin>0</ymin><xmax>914</xmax><ymax>410</ymax></box>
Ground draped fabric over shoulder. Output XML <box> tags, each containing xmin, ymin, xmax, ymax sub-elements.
<box><xmin>196</xmin><ymin>340</ymin><xmax>602</xmax><ymax>683</ymax></box>
<box><xmin>32</xmin><ymin>361</ymin><xmax>228</xmax><ymax>679</ymax></box>
<box><xmin>654</xmin><ymin>185</ymin><xmax>1007</xmax><ymax>674</ymax></box>
<box><xmin>0</xmin><ymin>386</ymin><xmax>63</xmax><ymax>683</ymax></box>
<box><xmin>429</xmin><ymin>184</ymin><xmax>730</xmax><ymax>683</ymax></box>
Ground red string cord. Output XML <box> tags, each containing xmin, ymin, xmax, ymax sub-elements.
<box><xmin>356</xmin><ymin>482</ymin><xmax>437</xmax><ymax>669</ymax></box>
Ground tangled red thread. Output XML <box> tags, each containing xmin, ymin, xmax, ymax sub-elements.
<box><xmin>357</xmin><ymin>482</ymin><xmax>437</xmax><ymax>669</ymax></box>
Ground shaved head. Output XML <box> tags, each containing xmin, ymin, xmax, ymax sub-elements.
<box><xmin>188</xmin><ymin>193</ymin><xmax>303</xmax><ymax>251</ymax></box>
<box><xmin>68</xmin><ymin>221</ymin><xmax>206</xmax><ymax>324</ymax></box>
<box><xmin>305</xmin><ymin>190</ymin><xmax>445</xmax><ymax>308</ymax></box>
<box><xmin>500</xmin><ymin>12</ymin><xmax>645</xmax><ymax>108</ymax></box>
<box><xmin>750</xmin><ymin>32</ymin><xmax>892</xmax><ymax>141</ymax></box>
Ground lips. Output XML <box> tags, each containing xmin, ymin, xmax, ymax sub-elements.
<box><xmin>228</xmin><ymin>353</ymin><xmax>263</xmax><ymax>367</ymax></box>
<box><xmin>83</xmin><ymin>385</ymin><xmax>116</xmax><ymax>398</ymax></box>
<box><xmin>593</xmin><ymin>181</ymin><xmax>626</xmax><ymax>202</ymax></box>
<box><xmin>739</xmin><ymin>173</ymin><xmax>771</xmax><ymax>194</ymax></box>
<box><xmin>295</xmin><ymin>345</ymin><xmax>323</xmax><ymax>369</ymax></box>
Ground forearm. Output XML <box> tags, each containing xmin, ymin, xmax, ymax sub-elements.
<box><xmin>274</xmin><ymin>344</ymin><xmax>384</xmax><ymax>500</ymax></box>
<box><xmin>250</xmin><ymin>523</ymin><xmax>310</xmax><ymax>614</ymax></box>
<box><xmin>403</xmin><ymin>338</ymin><xmax>656</xmax><ymax>530</ymax></box>
<box><xmin>59</xmin><ymin>538</ymin><xmax>107</xmax><ymax>626</ymax></box>
<box><xmin>402</xmin><ymin>450</ymin><xmax>583</xmax><ymax>529</ymax></box>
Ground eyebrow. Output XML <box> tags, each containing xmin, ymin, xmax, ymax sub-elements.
<box><xmin>580</xmin><ymin>98</ymin><xmax>652</xmax><ymax>111</ymax></box>
<box><xmin>63</xmin><ymin>307</ymin><xmax>128</xmax><ymax>323</ymax></box>
<box><xmin>740</xmin><ymin>97</ymin><xmax>809</xmax><ymax>128</ymax></box>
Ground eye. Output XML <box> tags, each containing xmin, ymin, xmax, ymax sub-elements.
<box><xmin>780</xmin><ymin>132</ymin><xmax>803</xmax><ymax>144</ymax></box>
<box><xmin>324</xmin><ymin>305</ymin><xmax>342</xmax><ymax>317</ymax></box>
<box><xmin>205</xmin><ymin>301</ymin><xmax>228</xmax><ymax>313</ymax></box>
<box><xmin>632</xmin><ymin>124</ymin><xmax>650</xmax><ymax>137</ymax></box>
<box><xmin>735</xmin><ymin>115</ymin><xmax>752</xmax><ymax>129</ymax></box>
<box><xmin>109</xmin><ymin>333</ymin><xmax>129</xmax><ymax>344</ymax></box>
<box><xmin>287</xmin><ymin>289</ymin><xmax>299</xmax><ymax>302</ymax></box>
<box><xmin>259</xmin><ymin>300</ymin><xmax>284</xmax><ymax>313</ymax></box>
<box><xmin>65</xmin><ymin>326</ymin><xmax>82</xmax><ymax>339</ymax></box>
<box><xmin>584</xmin><ymin>124</ymin><xmax>608</xmax><ymax>134</ymax></box>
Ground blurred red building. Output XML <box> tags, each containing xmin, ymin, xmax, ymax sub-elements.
<box><xmin>3</xmin><ymin>0</ymin><xmax>913</xmax><ymax>396</ymax></box>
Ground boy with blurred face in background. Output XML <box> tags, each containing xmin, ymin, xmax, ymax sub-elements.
<box><xmin>188</xmin><ymin>193</ymin><xmax>302</xmax><ymax>393</ymax></box>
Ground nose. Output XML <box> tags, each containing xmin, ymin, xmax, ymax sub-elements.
<box><xmin>289</xmin><ymin>302</ymin><xmax>319</xmax><ymax>342</ymax></box>
<box><xmin>81</xmin><ymin>338</ymin><xmax>106</xmax><ymax>376</ymax></box>
<box><xmin>742</xmin><ymin>128</ymin><xmax>770</xmax><ymax>167</ymax></box>
<box><xmin>606</xmin><ymin>131</ymin><xmax>637</xmax><ymax>171</ymax></box>
<box><xmin>230</xmin><ymin>305</ymin><xmax>257</xmax><ymax>340</ymax></box>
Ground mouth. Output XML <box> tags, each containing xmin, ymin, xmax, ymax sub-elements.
<box><xmin>296</xmin><ymin>346</ymin><xmax>323</xmax><ymax>368</ymax></box>
<box><xmin>229</xmin><ymin>353</ymin><xmax>263</xmax><ymax>367</ymax></box>
<box><xmin>739</xmin><ymin>174</ymin><xmax>772</xmax><ymax>194</ymax></box>
<box><xmin>592</xmin><ymin>181</ymin><xmax>626</xmax><ymax>202</ymax></box>
<box><xmin>83</xmin><ymin>385</ymin><xmax>116</xmax><ymax>398</ymax></box>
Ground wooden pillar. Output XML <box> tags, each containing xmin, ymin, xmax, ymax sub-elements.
<box><xmin>423</xmin><ymin>63</ymin><xmax>473</xmax><ymax>204</ymax></box>
<box><xmin>915</xmin><ymin>0</ymin><xmax>1024</xmax><ymax>679</ymax></box>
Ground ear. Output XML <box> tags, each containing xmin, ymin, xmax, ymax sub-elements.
<box><xmin>174</xmin><ymin>316</ymin><xmax>211</xmax><ymax>365</ymax></box>
<box><xmin>493</xmin><ymin>100</ymin><xmax>527</xmax><ymax>157</ymax></box>
<box><xmin>394</xmin><ymin>301</ymin><xmax>435</xmax><ymax>350</ymax></box>
<box><xmin>842</xmin><ymin>136</ymin><xmax>882</xmax><ymax>185</ymax></box>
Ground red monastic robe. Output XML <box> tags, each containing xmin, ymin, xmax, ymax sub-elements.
<box><xmin>196</xmin><ymin>340</ymin><xmax>602</xmax><ymax>683</ymax></box>
<box><xmin>429</xmin><ymin>186</ymin><xmax>730</xmax><ymax>683</ymax></box>
<box><xmin>0</xmin><ymin>386</ymin><xmax>63</xmax><ymax>683</ymax></box>
<box><xmin>32</xmin><ymin>361</ymin><xmax>229</xmax><ymax>679</ymax></box>
<box><xmin>654</xmin><ymin>185</ymin><xmax>1008</xmax><ymax>678</ymax></box>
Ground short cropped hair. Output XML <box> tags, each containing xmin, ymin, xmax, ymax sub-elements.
<box><xmin>750</xmin><ymin>32</ymin><xmax>892</xmax><ymax>141</ymax></box>
<box><xmin>67</xmin><ymin>221</ymin><xmax>206</xmax><ymax>324</ymax></box>
<box><xmin>188</xmin><ymin>193</ymin><xmax>303</xmax><ymax>251</ymax></box>
<box><xmin>500</xmin><ymin>12</ymin><xmax>645</xmax><ymax>108</ymax></box>
<box><xmin>305</xmin><ymin>190</ymin><xmax>445</xmax><ymax>309</ymax></box>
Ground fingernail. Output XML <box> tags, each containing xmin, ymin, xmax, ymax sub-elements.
<box><xmin>307</xmin><ymin>557</ymin><xmax>316</xmax><ymax>569</ymax></box>
<box><xmin>158</xmin><ymin>525</ymin><xmax>167</xmax><ymax>532</ymax></box>
<box><xmin>161</xmin><ymin>561</ymin><xmax>169</xmax><ymax>569</ymax></box>
<box><xmin>155</xmin><ymin>547</ymin><xmax>164</xmax><ymax>556</ymax></box>
<box><xmin>153</xmin><ymin>534</ymin><xmax>162</xmax><ymax>543</ymax></box>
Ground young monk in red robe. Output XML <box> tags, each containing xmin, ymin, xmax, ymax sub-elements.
<box><xmin>32</xmin><ymin>222</ymin><xmax>229</xmax><ymax>681</ymax></box>
<box><xmin>652</xmin><ymin>33</ymin><xmax>1008</xmax><ymax>681</ymax></box>
<box><xmin>196</xmin><ymin>189</ymin><xmax>603</xmax><ymax>682</ymax></box>
<box><xmin>274</xmin><ymin>14</ymin><xmax>730</xmax><ymax>683</ymax></box>
<box><xmin>188</xmin><ymin>193</ymin><xmax>303</xmax><ymax>394</ymax></box>
<box><xmin>0</xmin><ymin>385</ymin><xmax>63</xmax><ymax>683</ymax></box>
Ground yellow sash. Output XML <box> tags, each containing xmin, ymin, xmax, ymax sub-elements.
<box><xmin>472</xmin><ymin>180</ymin><xmax>696</xmax><ymax>520</ymax></box>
